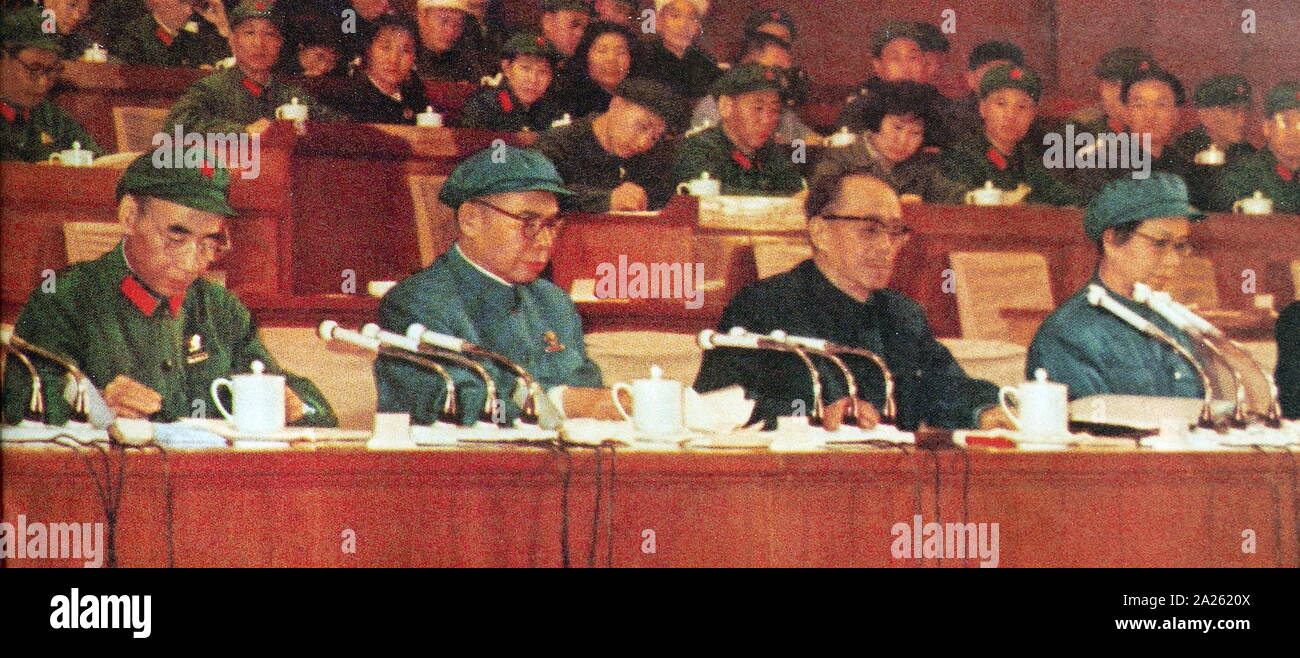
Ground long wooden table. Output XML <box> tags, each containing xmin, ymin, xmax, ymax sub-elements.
<box><xmin>3</xmin><ymin>442</ymin><xmax>1295</xmax><ymax>568</ymax></box>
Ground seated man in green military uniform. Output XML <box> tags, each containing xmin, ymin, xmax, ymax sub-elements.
<box><xmin>693</xmin><ymin>171</ymin><xmax>1011</xmax><ymax>432</ymax></box>
<box><xmin>1065</xmin><ymin>47</ymin><xmax>1156</xmax><ymax>137</ymax></box>
<box><xmin>1</xmin><ymin>7</ymin><xmax>101</xmax><ymax>162</ymax></box>
<box><xmin>375</xmin><ymin>146</ymin><xmax>620</xmax><ymax>425</ymax></box>
<box><xmin>2</xmin><ymin>152</ymin><xmax>337</xmax><ymax>426</ymax></box>
<box><xmin>673</xmin><ymin>64</ymin><xmax>804</xmax><ymax>197</ymax></box>
<box><xmin>535</xmin><ymin>78</ymin><xmax>684</xmax><ymax>212</ymax></box>
<box><xmin>939</xmin><ymin>63</ymin><xmax>1083</xmax><ymax>207</ymax></box>
<box><xmin>1214</xmin><ymin>81</ymin><xmax>1300</xmax><ymax>215</ymax></box>
<box><xmin>1026</xmin><ymin>173</ymin><xmax>1207</xmax><ymax>400</ymax></box>
<box><xmin>1278</xmin><ymin>302</ymin><xmax>1299</xmax><ymax>420</ymax></box>
<box><xmin>163</xmin><ymin>1</ymin><xmax>342</xmax><ymax>136</ymax></box>
<box><xmin>459</xmin><ymin>32</ymin><xmax>566</xmax><ymax>133</ymax></box>
<box><xmin>1165</xmin><ymin>74</ymin><xmax>1257</xmax><ymax>210</ymax></box>
<box><xmin>112</xmin><ymin>0</ymin><xmax>231</xmax><ymax>68</ymax></box>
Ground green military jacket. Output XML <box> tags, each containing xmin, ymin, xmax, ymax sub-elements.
<box><xmin>458</xmin><ymin>83</ymin><xmax>565</xmax><ymax>133</ymax></box>
<box><xmin>112</xmin><ymin>14</ymin><xmax>230</xmax><ymax>68</ymax></box>
<box><xmin>2</xmin><ymin>244</ymin><xmax>337</xmax><ymax>427</ymax></box>
<box><xmin>674</xmin><ymin>125</ymin><xmax>803</xmax><ymax>196</ymax></box>
<box><xmin>1213</xmin><ymin>147</ymin><xmax>1300</xmax><ymax>215</ymax></box>
<box><xmin>375</xmin><ymin>245</ymin><xmax>602</xmax><ymax>426</ymax></box>
<box><xmin>1</xmin><ymin>99</ymin><xmax>102</xmax><ymax>162</ymax></box>
<box><xmin>163</xmin><ymin>67</ymin><xmax>344</xmax><ymax>135</ymax></box>
<box><xmin>1164</xmin><ymin>126</ymin><xmax>1256</xmax><ymax>211</ymax></box>
<box><xmin>939</xmin><ymin>133</ymin><xmax>1084</xmax><ymax>206</ymax></box>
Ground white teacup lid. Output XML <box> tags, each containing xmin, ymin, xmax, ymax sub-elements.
<box><xmin>250</xmin><ymin>360</ymin><xmax>266</xmax><ymax>375</ymax></box>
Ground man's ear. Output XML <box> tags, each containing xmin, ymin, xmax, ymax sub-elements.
<box><xmin>1099</xmin><ymin>227</ymin><xmax>1118</xmax><ymax>257</ymax></box>
<box><xmin>806</xmin><ymin>216</ymin><xmax>831</xmax><ymax>254</ymax></box>
<box><xmin>456</xmin><ymin>204</ymin><xmax>481</xmax><ymax>240</ymax></box>
<box><xmin>977</xmin><ymin>97</ymin><xmax>989</xmax><ymax>120</ymax></box>
<box><xmin>118</xmin><ymin>194</ymin><xmax>142</xmax><ymax>234</ymax></box>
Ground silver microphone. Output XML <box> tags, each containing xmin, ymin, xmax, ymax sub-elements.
<box><xmin>698</xmin><ymin>327</ymin><xmax>827</xmax><ymax>426</ymax></box>
<box><xmin>1087</xmin><ymin>285</ymin><xmax>1218</xmax><ymax>429</ymax></box>
<box><xmin>319</xmin><ymin>321</ymin><xmax>464</xmax><ymax>424</ymax></box>
<box><xmin>768</xmin><ymin>330</ymin><xmax>898</xmax><ymax>425</ymax></box>
<box><xmin>362</xmin><ymin>323</ymin><xmax>506</xmax><ymax>425</ymax></box>
<box><xmin>0</xmin><ymin>327</ymin><xmax>108</xmax><ymax>427</ymax></box>
<box><xmin>404</xmin><ymin>323</ymin><xmax>544</xmax><ymax>426</ymax></box>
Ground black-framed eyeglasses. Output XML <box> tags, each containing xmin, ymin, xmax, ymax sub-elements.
<box><xmin>819</xmin><ymin>215</ymin><xmax>914</xmax><ymax>241</ymax></box>
<box><xmin>1133</xmin><ymin>231</ymin><xmax>1193</xmax><ymax>257</ymax></box>
<box><xmin>14</xmin><ymin>56</ymin><xmax>64</xmax><ymax>81</ymax></box>
<box><xmin>470</xmin><ymin>199</ymin><xmax>565</xmax><ymax>241</ymax></box>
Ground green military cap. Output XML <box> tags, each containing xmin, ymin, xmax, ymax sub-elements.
<box><xmin>502</xmin><ymin>32</ymin><xmax>562</xmax><ymax>62</ymax></box>
<box><xmin>1192</xmin><ymin>74</ymin><xmax>1252</xmax><ymax>108</ymax></box>
<box><xmin>229</xmin><ymin>0</ymin><xmax>284</xmax><ymax>31</ymax></box>
<box><xmin>913</xmin><ymin>21</ymin><xmax>950</xmax><ymax>54</ymax></box>
<box><xmin>978</xmin><ymin>63</ymin><xmax>1042</xmax><ymax>102</ymax></box>
<box><xmin>438</xmin><ymin>146</ymin><xmax>571</xmax><ymax>209</ymax></box>
<box><xmin>615</xmin><ymin>77</ymin><xmax>687</xmax><ymax>132</ymax></box>
<box><xmin>1</xmin><ymin>7</ymin><xmax>62</xmax><ymax>53</ymax></box>
<box><xmin>116</xmin><ymin>152</ymin><xmax>236</xmax><ymax>216</ymax></box>
<box><xmin>1083</xmin><ymin>172</ymin><xmax>1206</xmax><ymax>242</ymax></box>
<box><xmin>968</xmin><ymin>40</ymin><xmax>1024</xmax><ymax>71</ymax></box>
<box><xmin>744</xmin><ymin>8</ymin><xmax>797</xmax><ymax>41</ymax></box>
<box><xmin>1094</xmin><ymin>47</ymin><xmax>1155</xmax><ymax>81</ymax></box>
<box><xmin>540</xmin><ymin>0</ymin><xmax>593</xmax><ymax>13</ymax></box>
<box><xmin>870</xmin><ymin>19</ymin><xmax>925</xmax><ymax>57</ymax></box>
<box><xmin>1264</xmin><ymin>81</ymin><xmax>1300</xmax><ymax>117</ymax></box>
<box><xmin>712</xmin><ymin>63</ymin><xmax>784</xmax><ymax>98</ymax></box>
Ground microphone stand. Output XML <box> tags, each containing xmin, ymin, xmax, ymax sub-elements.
<box><xmin>404</xmin><ymin>323</ymin><xmax>543</xmax><ymax>426</ymax></box>
<box><xmin>699</xmin><ymin>327</ymin><xmax>826</xmax><ymax>427</ymax></box>
<box><xmin>2</xmin><ymin>346</ymin><xmax>46</xmax><ymax>424</ymax></box>
<box><xmin>319</xmin><ymin>321</ymin><xmax>463</xmax><ymax>425</ymax></box>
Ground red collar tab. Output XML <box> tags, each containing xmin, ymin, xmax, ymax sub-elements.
<box><xmin>155</xmin><ymin>26</ymin><xmax>174</xmax><ymax>47</ymax></box>
<box><xmin>732</xmin><ymin>150</ymin><xmax>754</xmax><ymax>170</ymax></box>
<box><xmin>1278</xmin><ymin>163</ymin><xmax>1295</xmax><ymax>182</ymax></box>
<box><xmin>0</xmin><ymin>101</ymin><xmax>22</xmax><ymax>123</ymax></box>
<box><xmin>241</xmin><ymin>77</ymin><xmax>265</xmax><ymax>98</ymax></box>
<box><xmin>497</xmin><ymin>90</ymin><xmax>514</xmax><ymax>113</ymax></box>
<box><xmin>986</xmin><ymin>146</ymin><xmax>1008</xmax><ymax>170</ymax></box>
<box><xmin>120</xmin><ymin>275</ymin><xmax>184</xmax><ymax>316</ymax></box>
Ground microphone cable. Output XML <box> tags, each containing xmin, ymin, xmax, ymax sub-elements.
<box><xmin>584</xmin><ymin>440</ymin><xmax>619</xmax><ymax>568</ymax></box>
<box><xmin>605</xmin><ymin>441</ymin><xmax>617</xmax><ymax>568</ymax></box>
<box><xmin>151</xmin><ymin>443</ymin><xmax>176</xmax><ymax>568</ymax></box>
<box><xmin>1249</xmin><ymin>444</ymin><xmax>1285</xmax><ymax>567</ymax></box>
<box><xmin>923</xmin><ymin>446</ymin><xmax>942</xmax><ymax>567</ymax></box>
<box><xmin>959</xmin><ymin>444</ymin><xmax>973</xmax><ymax>568</ymax></box>
<box><xmin>53</xmin><ymin>435</ymin><xmax>126</xmax><ymax>568</ymax></box>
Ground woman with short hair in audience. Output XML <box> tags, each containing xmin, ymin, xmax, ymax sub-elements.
<box><xmin>328</xmin><ymin>14</ymin><xmax>432</xmax><ymax>125</ymax></box>
<box><xmin>554</xmin><ymin>20</ymin><xmax>634</xmax><ymax>120</ymax></box>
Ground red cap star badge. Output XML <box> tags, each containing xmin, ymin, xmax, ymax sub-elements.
<box><xmin>1295</xmin><ymin>91</ymin><xmax>1300</xmax><ymax>100</ymax></box>
<box><xmin>1010</xmin><ymin>68</ymin><xmax>1022</xmax><ymax>80</ymax></box>
<box><xmin>536</xmin><ymin>37</ymin><xmax>546</xmax><ymax>46</ymax></box>
<box><xmin>1139</xmin><ymin>60</ymin><xmax>1150</xmax><ymax>71</ymax></box>
<box><xmin>764</xmin><ymin>69</ymin><xmax>774</xmax><ymax>80</ymax></box>
<box><xmin>770</xmin><ymin>11</ymin><xmax>780</xmax><ymax>19</ymax></box>
<box><xmin>1237</xmin><ymin>85</ymin><xmax>1245</xmax><ymax>94</ymax></box>
<box><xmin>254</xmin><ymin>1</ymin><xmax>266</xmax><ymax>9</ymax></box>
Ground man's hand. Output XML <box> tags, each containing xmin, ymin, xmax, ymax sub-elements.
<box><xmin>562</xmin><ymin>386</ymin><xmax>625</xmax><ymax>421</ymax></box>
<box><xmin>285</xmin><ymin>387</ymin><xmax>306</xmax><ymax>423</ymax></box>
<box><xmin>246</xmin><ymin>118</ymin><xmax>272</xmax><ymax>135</ymax></box>
<box><xmin>197</xmin><ymin>0</ymin><xmax>231</xmax><ymax>37</ymax></box>
<box><xmin>1002</xmin><ymin>183</ymin><xmax>1032</xmax><ymax>205</ymax></box>
<box><xmin>822</xmin><ymin>397</ymin><xmax>881</xmax><ymax>431</ymax></box>
<box><xmin>978</xmin><ymin>406</ymin><xmax>1016</xmax><ymax>430</ymax></box>
<box><xmin>103</xmin><ymin>375</ymin><xmax>162</xmax><ymax>419</ymax></box>
<box><xmin>609</xmin><ymin>182</ymin><xmax>649</xmax><ymax>211</ymax></box>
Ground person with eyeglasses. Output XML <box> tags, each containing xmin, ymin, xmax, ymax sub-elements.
<box><xmin>534</xmin><ymin>77</ymin><xmax>684</xmax><ymax>212</ymax></box>
<box><xmin>0</xmin><ymin>7</ymin><xmax>101</xmax><ymax>162</ymax></box>
<box><xmin>673</xmin><ymin>64</ymin><xmax>805</xmax><ymax>197</ymax></box>
<box><xmin>2</xmin><ymin>152</ymin><xmax>337</xmax><ymax>426</ymax></box>
<box><xmin>693</xmin><ymin>171</ymin><xmax>1011</xmax><ymax>432</ymax></box>
<box><xmin>1214</xmin><ymin>81</ymin><xmax>1300</xmax><ymax>214</ymax></box>
<box><xmin>1027</xmin><ymin>173</ymin><xmax>1208</xmax><ymax>401</ymax></box>
<box><xmin>375</xmin><ymin>146</ymin><xmax>622</xmax><ymax>426</ymax></box>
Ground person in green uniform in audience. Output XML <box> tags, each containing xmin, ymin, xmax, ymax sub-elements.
<box><xmin>375</xmin><ymin>146</ymin><xmax>620</xmax><ymax>426</ymax></box>
<box><xmin>939</xmin><ymin>63</ymin><xmax>1082</xmax><ymax>206</ymax></box>
<box><xmin>534</xmin><ymin>77</ymin><xmax>684</xmax><ymax>212</ymax></box>
<box><xmin>112</xmin><ymin>0</ymin><xmax>231</xmax><ymax>68</ymax></box>
<box><xmin>1</xmin><ymin>7</ymin><xmax>101</xmax><ymax>161</ymax></box>
<box><xmin>1214</xmin><ymin>81</ymin><xmax>1300</xmax><ymax>214</ymax></box>
<box><xmin>688</xmin><ymin>32</ymin><xmax>817</xmax><ymax>144</ymax></box>
<box><xmin>1165</xmin><ymin>74</ymin><xmax>1257</xmax><ymax>210</ymax></box>
<box><xmin>630</xmin><ymin>0</ymin><xmax>720</xmax><ymax>100</ymax></box>
<box><xmin>692</xmin><ymin>171</ymin><xmax>1010</xmax><ymax>432</ymax></box>
<box><xmin>163</xmin><ymin>1</ymin><xmax>342</xmax><ymax>136</ymax></box>
<box><xmin>1277</xmin><ymin>302</ymin><xmax>1299</xmax><ymax>419</ymax></box>
<box><xmin>2</xmin><ymin>152</ymin><xmax>337</xmax><ymax>426</ymax></box>
<box><xmin>459</xmin><ymin>32</ymin><xmax>565</xmax><ymax>132</ymax></box>
<box><xmin>673</xmin><ymin>63</ymin><xmax>804</xmax><ymax>196</ymax></box>
<box><xmin>1066</xmin><ymin>47</ymin><xmax>1156</xmax><ymax>136</ymax></box>
<box><xmin>1026</xmin><ymin>172</ymin><xmax>1207</xmax><ymax>401</ymax></box>
<box><xmin>743</xmin><ymin>7</ymin><xmax>795</xmax><ymax>45</ymax></box>
<box><xmin>945</xmin><ymin>41</ymin><xmax>1025</xmax><ymax>144</ymax></box>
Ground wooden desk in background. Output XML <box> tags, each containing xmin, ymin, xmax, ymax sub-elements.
<box><xmin>3</xmin><ymin>444</ymin><xmax>1295</xmax><ymax>568</ymax></box>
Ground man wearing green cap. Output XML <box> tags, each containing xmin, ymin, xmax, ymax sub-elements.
<box><xmin>1066</xmin><ymin>47</ymin><xmax>1157</xmax><ymax>136</ymax></box>
<box><xmin>162</xmin><ymin>1</ymin><xmax>342</xmax><ymax>136</ymax></box>
<box><xmin>1</xmin><ymin>7</ymin><xmax>101</xmax><ymax>162</ymax></box>
<box><xmin>2</xmin><ymin>153</ymin><xmax>337</xmax><ymax>426</ymax></box>
<box><xmin>631</xmin><ymin>0</ymin><xmax>720</xmax><ymax>100</ymax></box>
<box><xmin>1163</xmin><ymin>74</ymin><xmax>1257</xmax><ymax>210</ymax></box>
<box><xmin>459</xmin><ymin>32</ymin><xmax>565</xmax><ymax>132</ymax></box>
<box><xmin>836</xmin><ymin>20</ymin><xmax>952</xmax><ymax>146</ymax></box>
<box><xmin>743</xmin><ymin>8</ymin><xmax>795</xmax><ymax>45</ymax></box>
<box><xmin>939</xmin><ymin>63</ymin><xmax>1083</xmax><ymax>207</ymax></box>
<box><xmin>535</xmin><ymin>77</ymin><xmax>683</xmax><ymax>211</ymax></box>
<box><xmin>673</xmin><ymin>63</ymin><xmax>804</xmax><ymax>196</ymax></box>
<box><xmin>1026</xmin><ymin>172</ymin><xmax>1207</xmax><ymax>400</ymax></box>
<box><xmin>1214</xmin><ymin>81</ymin><xmax>1300</xmax><ymax>214</ymax></box>
<box><xmin>112</xmin><ymin>0</ymin><xmax>231</xmax><ymax>68</ymax></box>
<box><xmin>375</xmin><ymin>146</ymin><xmax>619</xmax><ymax>425</ymax></box>
<box><xmin>693</xmin><ymin>171</ymin><xmax>1010</xmax><ymax>432</ymax></box>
